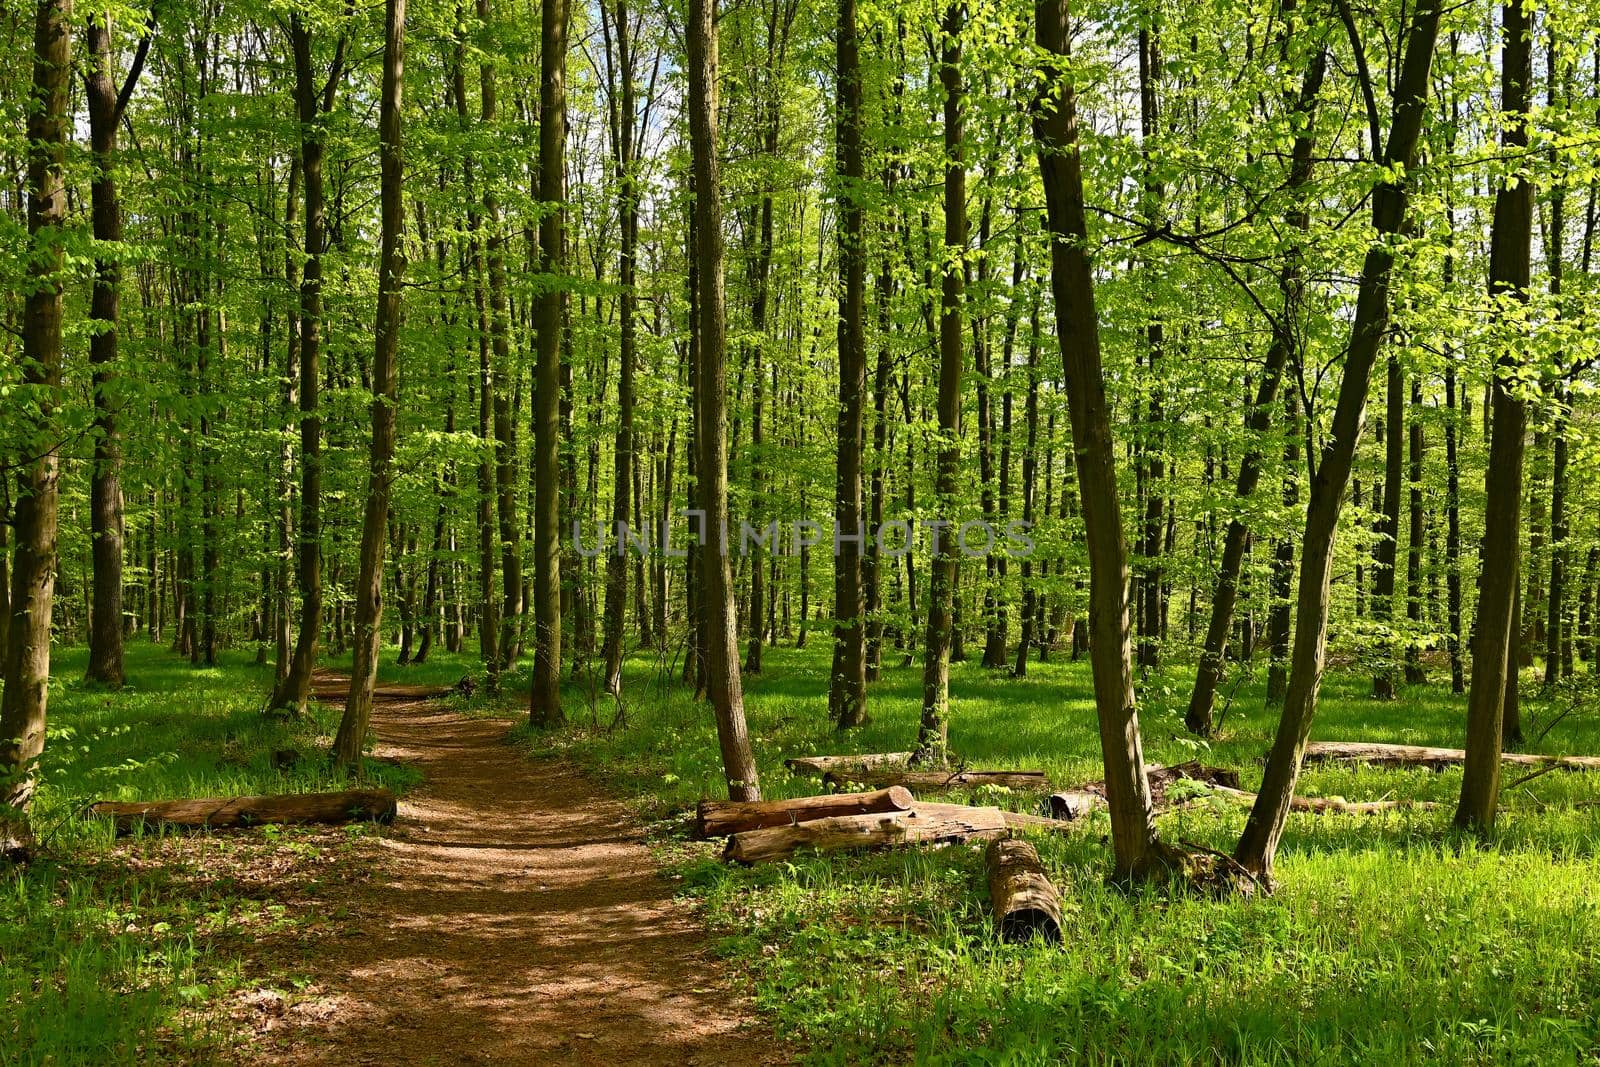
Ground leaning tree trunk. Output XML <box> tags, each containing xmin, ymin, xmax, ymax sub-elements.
<box><xmin>334</xmin><ymin>0</ymin><xmax>406</xmax><ymax>768</ymax></box>
<box><xmin>1187</xmin><ymin>41</ymin><xmax>1323</xmax><ymax>733</ymax></box>
<box><xmin>687</xmin><ymin>0</ymin><xmax>761</xmax><ymax>800</ymax></box>
<box><xmin>1</xmin><ymin>0</ymin><xmax>70</xmax><ymax>858</ymax></box>
<box><xmin>1235</xmin><ymin>0</ymin><xmax>1442</xmax><ymax>884</ymax></box>
<box><xmin>530</xmin><ymin>0</ymin><xmax>567</xmax><ymax>725</ymax></box>
<box><xmin>1032</xmin><ymin>0</ymin><xmax>1176</xmax><ymax>883</ymax></box>
<box><xmin>830</xmin><ymin>0</ymin><xmax>868</xmax><ymax>729</ymax></box>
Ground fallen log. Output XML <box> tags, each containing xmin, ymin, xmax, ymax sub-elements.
<box><xmin>914</xmin><ymin>802</ymin><xmax>1085</xmax><ymax>837</ymax></box>
<box><xmin>694</xmin><ymin>786</ymin><xmax>915</xmax><ymax>838</ymax></box>
<box><xmin>89</xmin><ymin>789</ymin><xmax>398</xmax><ymax>835</ymax></box>
<box><xmin>1047</xmin><ymin>761</ymin><xmax>1239</xmax><ymax>819</ymax></box>
<box><xmin>784</xmin><ymin>752</ymin><xmax>913</xmax><ymax>777</ymax></box>
<box><xmin>822</xmin><ymin>768</ymin><xmax>1050</xmax><ymax>792</ymax></box>
<box><xmin>1304</xmin><ymin>741</ymin><xmax>1600</xmax><ymax>773</ymax></box>
<box><xmin>985</xmin><ymin>837</ymin><xmax>1064</xmax><ymax>944</ymax></box>
<box><xmin>1046</xmin><ymin>791</ymin><xmax>1106</xmax><ymax>820</ymax></box>
<box><xmin>724</xmin><ymin>804</ymin><xmax>1006</xmax><ymax>865</ymax></box>
<box><xmin>1205</xmin><ymin>784</ymin><xmax>1437</xmax><ymax>816</ymax></box>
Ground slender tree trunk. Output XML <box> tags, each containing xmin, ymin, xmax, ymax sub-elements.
<box><xmin>335</xmin><ymin>0</ymin><xmax>406</xmax><ymax>766</ymax></box>
<box><xmin>273</xmin><ymin>159</ymin><xmax>300</xmax><ymax>689</ymax></box>
<box><xmin>1033</xmin><ymin>0</ymin><xmax>1176</xmax><ymax>882</ymax></box>
<box><xmin>830</xmin><ymin>0</ymin><xmax>868</xmax><ymax>728</ymax></box>
<box><xmin>1371</xmin><ymin>351</ymin><xmax>1404</xmax><ymax>698</ymax></box>
<box><xmin>686</xmin><ymin>0</ymin><xmax>761</xmax><ymax>799</ymax></box>
<box><xmin>274</xmin><ymin>14</ymin><xmax>346</xmax><ymax>714</ymax></box>
<box><xmin>599</xmin><ymin>0</ymin><xmax>639</xmax><ymax>696</ymax></box>
<box><xmin>529</xmin><ymin>0</ymin><xmax>567</xmax><ymax>724</ymax></box>
<box><xmin>1444</xmin><ymin>324</ymin><xmax>1465</xmax><ymax>694</ymax></box>
<box><xmin>82</xmin><ymin>16</ymin><xmax>150</xmax><ymax>689</ymax></box>
<box><xmin>1404</xmin><ymin>372</ymin><xmax>1426</xmax><ymax>685</ymax></box>
<box><xmin>1</xmin><ymin>0</ymin><xmax>70</xmax><ymax>857</ymax></box>
<box><xmin>1265</xmin><ymin>387</ymin><xmax>1300</xmax><ymax>705</ymax></box>
<box><xmin>913</xmin><ymin>2</ymin><xmax>965</xmax><ymax>766</ymax></box>
<box><xmin>1235</xmin><ymin>0</ymin><xmax>1441</xmax><ymax>883</ymax></box>
<box><xmin>1187</xmin><ymin>37</ymin><xmax>1323</xmax><ymax>734</ymax></box>
<box><xmin>1455</xmin><ymin>0</ymin><xmax>1532</xmax><ymax>832</ymax></box>
<box><xmin>1013</xmin><ymin>300</ymin><xmax>1041</xmax><ymax>678</ymax></box>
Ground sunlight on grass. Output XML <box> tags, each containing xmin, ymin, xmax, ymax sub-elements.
<box><xmin>529</xmin><ymin>641</ymin><xmax>1600</xmax><ymax>1064</ymax></box>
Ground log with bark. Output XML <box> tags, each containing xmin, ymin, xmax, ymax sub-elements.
<box><xmin>784</xmin><ymin>752</ymin><xmax>913</xmax><ymax>777</ymax></box>
<box><xmin>724</xmin><ymin>804</ymin><xmax>1006</xmax><ymax>864</ymax></box>
<box><xmin>985</xmin><ymin>837</ymin><xmax>1064</xmax><ymax>943</ymax></box>
<box><xmin>1304</xmin><ymin>741</ymin><xmax>1600</xmax><ymax>773</ymax></box>
<box><xmin>822</xmin><ymin>768</ymin><xmax>1050</xmax><ymax>792</ymax></box>
<box><xmin>694</xmin><ymin>786</ymin><xmax>915</xmax><ymax>838</ymax></box>
<box><xmin>1048</xmin><ymin>761</ymin><xmax>1239</xmax><ymax>819</ymax></box>
<box><xmin>1205</xmin><ymin>784</ymin><xmax>1436</xmax><ymax>816</ymax></box>
<box><xmin>89</xmin><ymin>789</ymin><xmax>398</xmax><ymax>834</ymax></box>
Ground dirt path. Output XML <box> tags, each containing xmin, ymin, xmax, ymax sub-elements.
<box><xmin>258</xmin><ymin>674</ymin><xmax>779</xmax><ymax>1065</ymax></box>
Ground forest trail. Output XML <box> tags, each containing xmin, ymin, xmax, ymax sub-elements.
<box><xmin>259</xmin><ymin>673</ymin><xmax>780</xmax><ymax>1065</ymax></box>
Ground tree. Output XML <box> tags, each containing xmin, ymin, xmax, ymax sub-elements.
<box><xmin>82</xmin><ymin>8</ymin><xmax>154</xmax><ymax>689</ymax></box>
<box><xmin>1455</xmin><ymin>0</ymin><xmax>1533</xmax><ymax>833</ymax></box>
<box><xmin>272</xmin><ymin>9</ymin><xmax>349</xmax><ymax>714</ymax></box>
<box><xmin>1032</xmin><ymin>0</ymin><xmax>1175</xmax><ymax>882</ymax></box>
<box><xmin>829</xmin><ymin>0</ymin><xmax>867</xmax><ymax>729</ymax></box>
<box><xmin>687</xmin><ymin>0</ymin><xmax>761</xmax><ymax>800</ymax></box>
<box><xmin>335</xmin><ymin>0</ymin><xmax>407</xmax><ymax>767</ymax></box>
<box><xmin>1</xmin><ymin>0</ymin><xmax>72</xmax><ymax>859</ymax></box>
<box><xmin>1235</xmin><ymin>0</ymin><xmax>1443</xmax><ymax>883</ymax></box>
<box><xmin>530</xmin><ymin>0</ymin><xmax>567</xmax><ymax>726</ymax></box>
<box><xmin>912</xmin><ymin>2</ymin><xmax>965</xmax><ymax>767</ymax></box>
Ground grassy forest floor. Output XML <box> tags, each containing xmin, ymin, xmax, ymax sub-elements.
<box><xmin>5</xmin><ymin>639</ymin><xmax>1600</xmax><ymax>1063</ymax></box>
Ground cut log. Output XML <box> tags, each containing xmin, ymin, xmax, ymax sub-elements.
<box><xmin>1205</xmin><ymin>784</ymin><xmax>1437</xmax><ymax>816</ymax></box>
<box><xmin>985</xmin><ymin>837</ymin><xmax>1063</xmax><ymax>943</ymax></box>
<box><xmin>784</xmin><ymin>752</ymin><xmax>913</xmax><ymax>777</ymax></box>
<box><xmin>694</xmin><ymin>786</ymin><xmax>915</xmax><ymax>838</ymax></box>
<box><xmin>913</xmin><ymin>802</ymin><xmax>1084</xmax><ymax>837</ymax></box>
<box><xmin>1304</xmin><ymin>741</ymin><xmax>1600</xmax><ymax>773</ymax></box>
<box><xmin>1046</xmin><ymin>791</ymin><xmax>1106</xmax><ymax>820</ymax></box>
<box><xmin>89</xmin><ymin>789</ymin><xmax>398</xmax><ymax>834</ymax></box>
<box><xmin>822</xmin><ymin>768</ymin><xmax>1050</xmax><ymax>792</ymax></box>
<box><xmin>724</xmin><ymin>804</ymin><xmax>1006</xmax><ymax>865</ymax></box>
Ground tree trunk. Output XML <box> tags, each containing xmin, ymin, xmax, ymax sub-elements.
<box><xmin>531</xmin><ymin>0</ymin><xmax>567</xmax><ymax>725</ymax></box>
<box><xmin>1185</xmin><ymin>39</ymin><xmax>1322</xmax><ymax>733</ymax></box>
<box><xmin>274</xmin><ymin>13</ymin><xmax>346</xmax><ymax>715</ymax></box>
<box><xmin>600</xmin><ymin>0</ymin><xmax>639</xmax><ymax>697</ymax></box>
<box><xmin>1234</xmin><ymin>0</ymin><xmax>1441</xmax><ymax>883</ymax></box>
<box><xmin>82</xmin><ymin>15</ymin><xmax>150</xmax><ymax>689</ymax></box>
<box><xmin>914</xmin><ymin>3</ymin><xmax>965</xmax><ymax>766</ymax></box>
<box><xmin>1</xmin><ymin>0</ymin><xmax>71</xmax><ymax>858</ymax></box>
<box><xmin>1455</xmin><ymin>0</ymin><xmax>1532</xmax><ymax>834</ymax></box>
<box><xmin>1032</xmin><ymin>0</ymin><xmax>1176</xmax><ymax>883</ymax></box>
<box><xmin>830</xmin><ymin>0</ymin><xmax>868</xmax><ymax>728</ymax></box>
<box><xmin>687</xmin><ymin>0</ymin><xmax>760</xmax><ymax>800</ymax></box>
<box><xmin>1372</xmin><ymin>352</ymin><xmax>1404</xmax><ymax>698</ymax></box>
<box><xmin>334</xmin><ymin>0</ymin><xmax>406</xmax><ymax>768</ymax></box>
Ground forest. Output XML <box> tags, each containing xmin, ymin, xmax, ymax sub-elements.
<box><xmin>3</xmin><ymin>0</ymin><xmax>1600</xmax><ymax>1059</ymax></box>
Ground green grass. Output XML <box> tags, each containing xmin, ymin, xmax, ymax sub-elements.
<box><xmin>7</xmin><ymin>636</ymin><xmax>1598</xmax><ymax>1063</ymax></box>
<box><xmin>526</xmin><ymin>640</ymin><xmax>1600</xmax><ymax>1065</ymax></box>
<box><xmin>0</xmin><ymin>641</ymin><xmax>421</xmax><ymax>1064</ymax></box>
